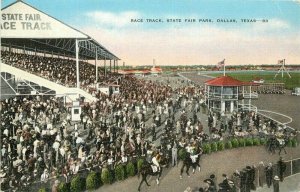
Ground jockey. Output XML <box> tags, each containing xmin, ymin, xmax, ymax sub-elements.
<box><xmin>151</xmin><ymin>152</ymin><xmax>161</xmax><ymax>172</ymax></box>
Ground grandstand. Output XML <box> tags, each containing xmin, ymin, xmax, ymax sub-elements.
<box><xmin>0</xmin><ymin>1</ymin><xmax>120</xmax><ymax>102</ymax></box>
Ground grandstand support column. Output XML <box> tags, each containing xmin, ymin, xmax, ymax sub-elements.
<box><xmin>110</xmin><ymin>60</ymin><xmax>112</xmax><ymax>73</ymax></box>
<box><xmin>104</xmin><ymin>57</ymin><xmax>107</xmax><ymax>79</ymax></box>
<box><xmin>249</xmin><ymin>86</ymin><xmax>252</xmax><ymax>111</ymax></box>
<box><xmin>117</xmin><ymin>60</ymin><xmax>119</xmax><ymax>73</ymax></box>
<box><xmin>114</xmin><ymin>60</ymin><xmax>116</xmax><ymax>73</ymax></box>
<box><xmin>75</xmin><ymin>39</ymin><xmax>80</xmax><ymax>89</ymax></box>
<box><xmin>95</xmin><ymin>48</ymin><xmax>98</xmax><ymax>83</ymax></box>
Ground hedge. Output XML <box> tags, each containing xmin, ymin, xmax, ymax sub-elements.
<box><xmin>260</xmin><ymin>138</ymin><xmax>267</xmax><ymax>145</ymax></box>
<box><xmin>245</xmin><ymin>138</ymin><xmax>253</xmax><ymax>146</ymax></box>
<box><xmin>178</xmin><ymin>148</ymin><xmax>188</xmax><ymax>160</ymax></box>
<box><xmin>101</xmin><ymin>168</ymin><xmax>113</xmax><ymax>184</ymax></box>
<box><xmin>126</xmin><ymin>162</ymin><xmax>136</xmax><ymax>177</ymax></box>
<box><xmin>287</xmin><ymin>139</ymin><xmax>293</xmax><ymax>147</ymax></box>
<box><xmin>291</xmin><ymin>138</ymin><xmax>298</xmax><ymax>147</ymax></box>
<box><xmin>137</xmin><ymin>159</ymin><xmax>145</xmax><ymax>173</ymax></box>
<box><xmin>202</xmin><ymin>143</ymin><xmax>211</xmax><ymax>154</ymax></box>
<box><xmin>86</xmin><ymin>171</ymin><xmax>100</xmax><ymax>191</ymax></box>
<box><xmin>70</xmin><ymin>175</ymin><xmax>85</xmax><ymax>192</ymax></box>
<box><xmin>38</xmin><ymin>188</ymin><xmax>46</xmax><ymax>192</ymax></box>
<box><xmin>225</xmin><ymin>140</ymin><xmax>232</xmax><ymax>149</ymax></box>
<box><xmin>115</xmin><ymin>164</ymin><xmax>125</xmax><ymax>181</ymax></box>
<box><xmin>58</xmin><ymin>182</ymin><xmax>69</xmax><ymax>192</ymax></box>
<box><xmin>238</xmin><ymin>138</ymin><xmax>246</xmax><ymax>147</ymax></box>
<box><xmin>231</xmin><ymin>138</ymin><xmax>239</xmax><ymax>148</ymax></box>
<box><xmin>210</xmin><ymin>142</ymin><xmax>218</xmax><ymax>152</ymax></box>
<box><xmin>217</xmin><ymin>141</ymin><xmax>225</xmax><ymax>151</ymax></box>
<box><xmin>253</xmin><ymin>138</ymin><xmax>260</xmax><ymax>146</ymax></box>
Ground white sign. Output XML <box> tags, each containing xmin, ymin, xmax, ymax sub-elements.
<box><xmin>1</xmin><ymin>1</ymin><xmax>88</xmax><ymax>39</ymax></box>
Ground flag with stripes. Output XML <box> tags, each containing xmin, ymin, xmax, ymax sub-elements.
<box><xmin>217</xmin><ymin>59</ymin><xmax>225</xmax><ymax>68</ymax></box>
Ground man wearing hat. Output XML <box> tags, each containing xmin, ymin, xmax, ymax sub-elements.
<box><xmin>273</xmin><ymin>175</ymin><xmax>280</xmax><ymax>192</ymax></box>
<box><xmin>202</xmin><ymin>173</ymin><xmax>217</xmax><ymax>191</ymax></box>
<box><xmin>277</xmin><ymin>157</ymin><xmax>286</xmax><ymax>182</ymax></box>
<box><xmin>265</xmin><ymin>163</ymin><xmax>273</xmax><ymax>188</ymax></box>
<box><xmin>219</xmin><ymin>174</ymin><xmax>231</xmax><ymax>191</ymax></box>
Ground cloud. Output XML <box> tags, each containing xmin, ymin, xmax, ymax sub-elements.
<box><xmin>294</xmin><ymin>0</ymin><xmax>300</xmax><ymax>4</ymax></box>
<box><xmin>86</xmin><ymin>11</ymin><xmax>140</xmax><ymax>28</ymax></box>
<box><xmin>80</xmin><ymin>11</ymin><xmax>298</xmax><ymax>66</ymax></box>
<box><xmin>82</xmin><ymin>24</ymin><xmax>300</xmax><ymax>66</ymax></box>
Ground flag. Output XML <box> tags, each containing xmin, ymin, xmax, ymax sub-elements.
<box><xmin>217</xmin><ymin>59</ymin><xmax>225</xmax><ymax>68</ymax></box>
<box><xmin>278</xmin><ymin>59</ymin><xmax>284</xmax><ymax>65</ymax></box>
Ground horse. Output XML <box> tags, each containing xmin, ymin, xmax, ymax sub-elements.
<box><xmin>138</xmin><ymin>161</ymin><xmax>163</xmax><ymax>191</ymax></box>
<box><xmin>180</xmin><ymin>151</ymin><xmax>201</xmax><ymax>178</ymax></box>
<box><xmin>275</xmin><ymin>137</ymin><xmax>288</xmax><ymax>155</ymax></box>
<box><xmin>267</xmin><ymin>136</ymin><xmax>288</xmax><ymax>155</ymax></box>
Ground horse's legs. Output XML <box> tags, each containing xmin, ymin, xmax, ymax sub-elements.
<box><xmin>283</xmin><ymin>147</ymin><xmax>287</xmax><ymax>154</ymax></box>
<box><xmin>138</xmin><ymin>178</ymin><xmax>144</xmax><ymax>191</ymax></box>
<box><xmin>196</xmin><ymin>162</ymin><xmax>201</xmax><ymax>172</ymax></box>
<box><xmin>144</xmin><ymin>175</ymin><xmax>151</xmax><ymax>186</ymax></box>
<box><xmin>186</xmin><ymin>164</ymin><xmax>190</xmax><ymax>176</ymax></box>
<box><xmin>192</xmin><ymin>163</ymin><xmax>196</xmax><ymax>173</ymax></box>
<box><xmin>180</xmin><ymin>163</ymin><xmax>186</xmax><ymax>178</ymax></box>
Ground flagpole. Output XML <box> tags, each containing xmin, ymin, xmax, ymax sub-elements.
<box><xmin>223</xmin><ymin>60</ymin><xmax>225</xmax><ymax>76</ymax></box>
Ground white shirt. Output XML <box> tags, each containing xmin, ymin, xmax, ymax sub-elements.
<box><xmin>152</xmin><ymin>157</ymin><xmax>159</xmax><ymax>167</ymax></box>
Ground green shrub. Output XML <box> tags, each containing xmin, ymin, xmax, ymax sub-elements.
<box><xmin>217</xmin><ymin>141</ymin><xmax>225</xmax><ymax>151</ymax></box>
<box><xmin>70</xmin><ymin>175</ymin><xmax>85</xmax><ymax>192</ymax></box>
<box><xmin>210</xmin><ymin>142</ymin><xmax>218</xmax><ymax>152</ymax></box>
<box><xmin>86</xmin><ymin>171</ymin><xmax>100</xmax><ymax>191</ymax></box>
<box><xmin>225</xmin><ymin>141</ymin><xmax>232</xmax><ymax>149</ymax></box>
<box><xmin>245</xmin><ymin>138</ymin><xmax>253</xmax><ymax>146</ymax></box>
<box><xmin>202</xmin><ymin>143</ymin><xmax>211</xmax><ymax>154</ymax></box>
<box><xmin>38</xmin><ymin>188</ymin><xmax>46</xmax><ymax>192</ymax></box>
<box><xmin>260</xmin><ymin>138</ymin><xmax>267</xmax><ymax>145</ymax></box>
<box><xmin>287</xmin><ymin>139</ymin><xmax>293</xmax><ymax>147</ymax></box>
<box><xmin>58</xmin><ymin>182</ymin><xmax>69</xmax><ymax>192</ymax></box>
<box><xmin>126</xmin><ymin>162</ymin><xmax>136</xmax><ymax>177</ymax></box>
<box><xmin>115</xmin><ymin>164</ymin><xmax>125</xmax><ymax>181</ymax></box>
<box><xmin>101</xmin><ymin>168</ymin><xmax>113</xmax><ymax>185</ymax></box>
<box><xmin>178</xmin><ymin>148</ymin><xmax>187</xmax><ymax>160</ymax></box>
<box><xmin>253</xmin><ymin>138</ymin><xmax>260</xmax><ymax>146</ymax></box>
<box><xmin>137</xmin><ymin>159</ymin><xmax>144</xmax><ymax>173</ymax></box>
<box><xmin>238</xmin><ymin>138</ymin><xmax>246</xmax><ymax>147</ymax></box>
<box><xmin>231</xmin><ymin>138</ymin><xmax>239</xmax><ymax>148</ymax></box>
<box><xmin>292</xmin><ymin>138</ymin><xmax>298</xmax><ymax>147</ymax></box>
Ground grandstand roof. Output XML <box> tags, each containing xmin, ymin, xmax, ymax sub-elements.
<box><xmin>1</xmin><ymin>1</ymin><xmax>119</xmax><ymax>60</ymax></box>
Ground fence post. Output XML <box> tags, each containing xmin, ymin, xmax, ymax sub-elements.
<box><xmin>290</xmin><ymin>158</ymin><xmax>293</xmax><ymax>175</ymax></box>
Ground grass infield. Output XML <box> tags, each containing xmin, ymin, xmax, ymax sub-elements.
<box><xmin>208</xmin><ymin>71</ymin><xmax>300</xmax><ymax>89</ymax></box>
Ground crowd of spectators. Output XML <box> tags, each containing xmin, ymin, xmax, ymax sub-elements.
<box><xmin>0</xmin><ymin>51</ymin><xmax>298</xmax><ymax>192</ymax></box>
<box><xmin>1</xmin><ymin>50</ymin><xmax>109</xmax><ymax>90</ymax></box>
<box><xmin>195</xmin><ymin>157</ymin><xmax>286</xmax><ymax>192</ymax></box>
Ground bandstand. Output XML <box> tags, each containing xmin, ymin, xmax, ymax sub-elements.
<box><xmin>204</xmin><ymin>76</ymin><xmax>258</xmax><ymax>114</ymax></box>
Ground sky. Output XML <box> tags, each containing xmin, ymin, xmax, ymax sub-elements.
<box><xmin>2</xmin><ymin>0</ymin><xmax>300</xmax><ymax>66</ymax></box>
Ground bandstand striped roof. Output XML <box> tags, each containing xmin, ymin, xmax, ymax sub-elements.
<box><xmin>205</xmin><ymin>76</ymin><xmax>245</xmax><ymax>86</ymax></box>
